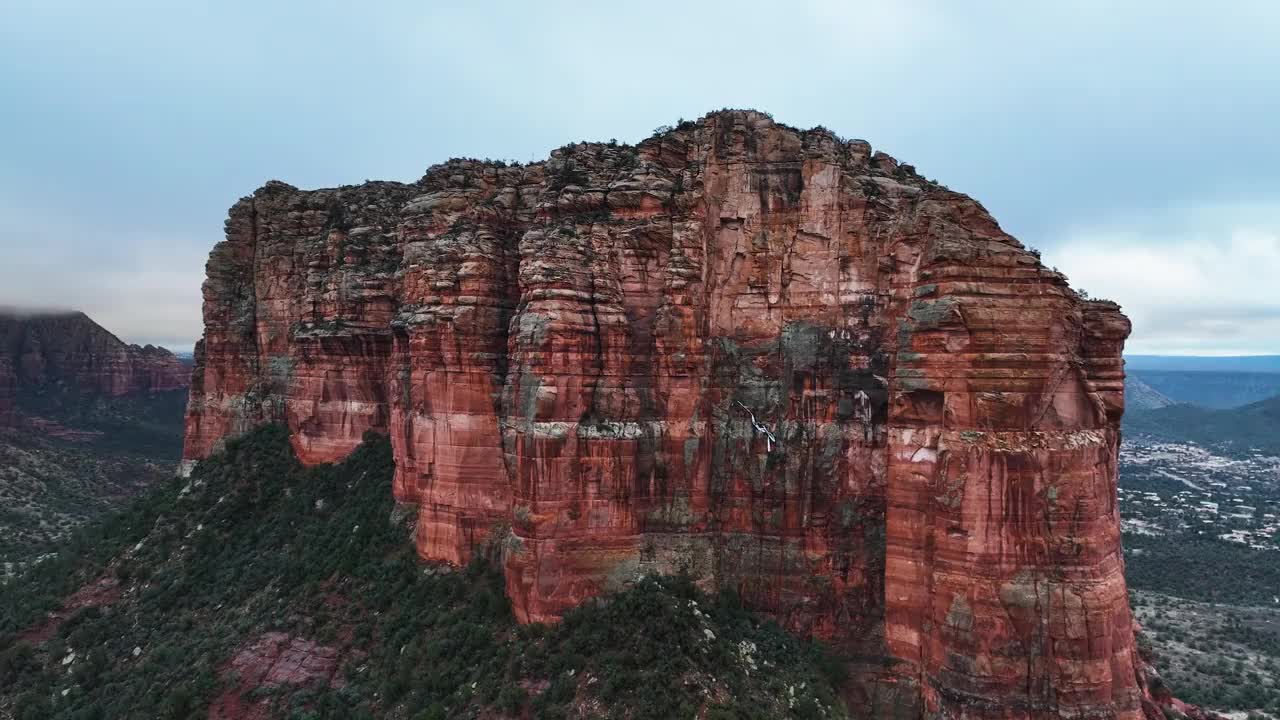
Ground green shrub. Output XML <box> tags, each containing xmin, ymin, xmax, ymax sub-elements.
<box><xmin>0</xmin><ymin>425</ymin><xmax>849</xmax><ymax>719</ymax></box>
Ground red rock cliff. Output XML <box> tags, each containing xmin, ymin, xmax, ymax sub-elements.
<box><xmin>183</xmin><ymin>110</ymin><xmax>1174</xmax><ymax>718</ymax></box>
<box><xmin>0</xmin><ymin>311</ymin><xmax>189</xmax><ymax>397</ymax></box>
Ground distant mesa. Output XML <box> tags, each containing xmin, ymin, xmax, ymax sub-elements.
<box><xmin>0</xmin><ymin>309</ymin><xmax>189</xmax><ymax>428</ymax></box>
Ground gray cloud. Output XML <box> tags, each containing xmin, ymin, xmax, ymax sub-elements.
<box><xmin>1044</xmin><ymin>202</ymin><xmax>1280</xmax><ymax>355</ymax></box>
<box><xmin>1</xmin><ymin>0</ymin><xmax>1277</xmax><ymax>352</ymax></box>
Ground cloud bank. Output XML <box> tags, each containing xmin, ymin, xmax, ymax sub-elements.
<box><xmin>1047</xmin><ymin>204</ymin><xmax>1280</xmax><ymax>355</ymax></box>
<box><xmin>0</xmin><ymin>1</ymin><xmax>1277</xmax><ymax>353</ymax></box>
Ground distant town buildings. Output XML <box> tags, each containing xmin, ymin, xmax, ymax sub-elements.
<box><xmin>1120</xmin><ymin>439</ymin><xmax>1280</xmax><ymax>551</ymax></box>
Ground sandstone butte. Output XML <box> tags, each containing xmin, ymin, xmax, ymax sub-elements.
<box><xmin>182</xmin><ymin>110</ymin><xmax>1203</xmax><ymax>719</ymax></box>
<box><xmin>0</xmin><ymin>310</ymin><xmax>189</xmax><ymax>426</ymax></box>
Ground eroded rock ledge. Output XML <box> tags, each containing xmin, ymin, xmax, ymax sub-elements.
<box><xmin>183</xmin><ymin>109</ymin><xmax>1179</xmax><ymax>718</ymax></box>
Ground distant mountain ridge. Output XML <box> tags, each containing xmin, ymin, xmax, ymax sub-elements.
<box><xmin>1124</xmin><ymin>355</ymin><xmax>1280</xmax><ymax>409</ymax></box>
<box><xmin>1124</xmin><ymin>394</ymin><xmax>1280</xmax><ymax>456</ymax></box>
<box><xmin>1128</xmin><ymin>369</ymin><xmax>1280</xmax><ymax>409</ymax></box>
<box><xmin>1126</xmin><ymin>354</ymin><xmax>1280</xmax><ymax>373</ymax></box>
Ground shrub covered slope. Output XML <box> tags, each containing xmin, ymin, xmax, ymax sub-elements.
<box><xmin>0</xmin><ymin>425</ymin><xmax>848</xmax><ymax>720</ymax></box>
<box><xmin>0</xmin><ymin>388</ymin><xmax>188</xmax><ymax>571</ymax></box>
<box><xmin>1124</xmin><ymin>395</ymin><xmax>1280</xmax><ymax>455</ymax></box>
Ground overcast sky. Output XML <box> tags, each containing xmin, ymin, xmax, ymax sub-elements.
<box><xmin>2</xmin><ymin>1</ymin><xmax>1277</xmax><ymax>354</ymax></box>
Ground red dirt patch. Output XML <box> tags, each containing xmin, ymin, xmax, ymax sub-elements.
<box><xmin>208</xmin><ymin>632</ymin><xmax>346</xmax><ymax>720</ymax></box>
<box><xmin>16</xmin><ymin>575</ymin><xmax>121</xmax><ymax>645</ymax></box>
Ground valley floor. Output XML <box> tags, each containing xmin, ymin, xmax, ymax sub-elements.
<box><xmin>1133</xmin><ymin>590</ymin><xmax>1280</xmax><ymax>713</ymax></box>
<box><xmin>1121</xmin><ymin>436</ymin><xmax>1280</xmax><ymax>716</ymax></box>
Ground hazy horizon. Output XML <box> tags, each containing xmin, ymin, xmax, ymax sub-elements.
<box><xmin>2</xmin><ymin>2</ymin><xmax>1278</xmax><ymax>354</ymax></box>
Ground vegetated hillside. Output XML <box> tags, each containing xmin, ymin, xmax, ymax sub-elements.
<box><xmin>1128</xmin><ymin>370</ymin><xmax>1280</xmax><ymax>409</ymax></box>
<box><xmin>0</xmin><ymin>388</ymin><xmax>188</xmax><ymax>574</ymax></box>
<box><xmin>1130</xmin><ymin>590</ymin><xmax>1280</xmax><ymax>713</ymax></box>
<box><xmin>1123</xmin><ymin>394</ymin><xmax>1280</xmax><ymax>455</ymax></box>
<box><xmin>0</xmin><ymin>425</ymin><xmax>848</xmax><ymax>720</ymax></box>
<box><xmin>1123</xmin><ymin>534</ymin><xmax>1280</xmax><ymax>607</ymax></box>
<box><xmin>1124</xmin><ymin>534</ymin><xmax>1280</xmax><ymax>712</ymax></box>
<box><xmin>15</xmin><ymin>385</ymin><xmax>189</xmax><ymax>458</ymax></box>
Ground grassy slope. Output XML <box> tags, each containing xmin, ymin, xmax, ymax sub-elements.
<box><xmin>0</xmin><ymin>425</ymin><xmax>848</xmax><ymax>720</ymax></box>
<box><xmin>1127</xmin><ymin>370</ymin><xmax>1280</xmax><ymax>409</ymax></box>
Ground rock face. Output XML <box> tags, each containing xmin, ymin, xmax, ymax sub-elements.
<box><xmin>0</xmin><ymin>311</ymin><xmax>189</xmax><ymax>397</ymax></box>
<box><xmin>183</xmin><ymin>110</ymin><xmax>1174</xmax><ymax>718</ymax></box>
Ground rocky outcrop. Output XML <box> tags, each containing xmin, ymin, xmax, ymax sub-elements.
<box><xmin>0</xmin><ymin>310</ymin><xmax>189</xmax><ymax>397</ymax></box>
<box><xmin>210</xmin><ymin>631</ymin><xmax>348</xmax><ymax>720</ymax></box>
<box><xmin>183</xmin><ymin>110</ymin><xmax>1176</xmax><ymax>718</ymax></box>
